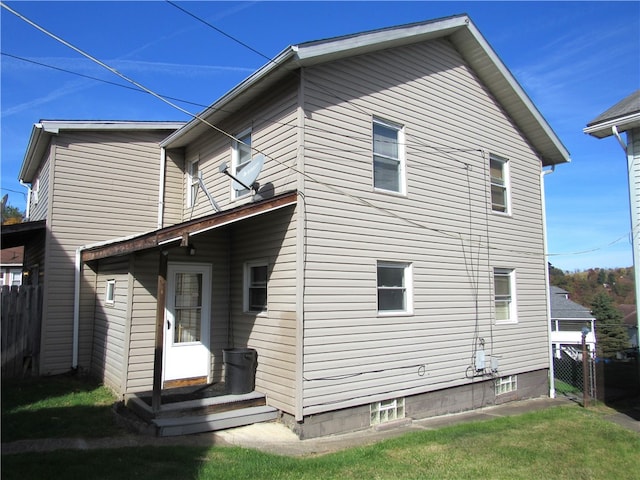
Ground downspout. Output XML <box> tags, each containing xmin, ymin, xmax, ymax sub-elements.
<box><xmin>157</xmin><ymin>147</ymin><xmax>166</xmax><ymax>229</ymax></box>
<box><xmin>72</xmin><ymin>246</ymin><xmax>82</xmax><ymax>369</ymax></box>
<box><xmin>541</xmin><ymin>164</ymin><xmax>556</xmax><ymax>398</ymax></box>
<box><xmin>19</xmin><ymin>180</ymin><xmax>32</xmax><ymax>220</ymax></box>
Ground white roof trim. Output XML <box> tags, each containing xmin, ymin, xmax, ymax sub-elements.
<box><xmin>584</xmin><ymin>112</ymin><xmax>640</xmax><ymax>138</ymax></box>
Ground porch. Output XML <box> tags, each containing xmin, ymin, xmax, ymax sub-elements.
<box><xmin>123</xmin><ymin>382</ymin><xmax>279</xmax><ymax>437</ymax></box>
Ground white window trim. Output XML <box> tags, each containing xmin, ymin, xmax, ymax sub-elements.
<box><xmin>490</xmin><ymin>154</ymin><xmax>511</xmax><ymax>215</ymax></box>
<box><xmin>243</xmin><ymin>259</ymin><xmax>268</xmax><ymax>315</ymax></box>
<box><xmin>187</xmin><ymin>157</ymin><xmax>200</xmax><ymax>208</ymax></box>
<box><xmin>105</xmin><ymin>279</ymin><xmax>116</xmax><ymax>306</ymax></box>
<box><xmin>372</xmin><ymin>117</ymin><xmax>406</xmax><ymax>196</ymax></box>
<box><xmin>231</xmin><ymin>128</ymin><xmax>252</xmax><ymax>200</ymax></box>
<box><xmin>377</xmin><ymin>261</ymin><xmax>413</xmax><ymax>316</ymax></box>
<box><xmin>494</xmin><ymin>268</ymin><xmax>517</xmax><ymax>324</ymax></box>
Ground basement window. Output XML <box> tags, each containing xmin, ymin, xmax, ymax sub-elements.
<box><xmin>495</xmin><ymin>375</ymin><xmax>517</xmax><ymax>395</ymax></box>
<box><xmin>370</xmin><ymin>397</ymin><xmax>405</xmax><ymax>425</ymax></box>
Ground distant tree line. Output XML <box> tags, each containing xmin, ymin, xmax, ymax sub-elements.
<box><xmin>549</xmin><ymin>264</ymin><xmax>633</xmax><ymax>358</ymax></box>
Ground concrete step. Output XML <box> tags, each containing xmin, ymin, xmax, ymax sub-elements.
<box><xmin>153</xmin><ymin>405</ymin><xmax>279</xmax><ymax>437</ymax></box>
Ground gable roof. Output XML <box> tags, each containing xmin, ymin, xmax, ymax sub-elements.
<box><xmin>19</xmin><ymin>120</ymin><xmax>185</xmax><ymax>183</ymax></box>
<box><xmin>584</xmin><ymin>89</ymin><xmax>640</xmax><ymax>139</ymax></box>
<box><xmin>162</xmin><ymin>14</ymin><xmax>570</xmax><ymax>167</ymax></box>
<box><xmin>549</xmin><ymin>286</ymin><xmax>595</xmax><ymax>320</ymax></box>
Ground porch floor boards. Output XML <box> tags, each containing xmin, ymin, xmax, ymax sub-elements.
<box><xmin>124</xmin><ymin>383</ymin><xmax>279</xmax><ymax>437</ymax></box>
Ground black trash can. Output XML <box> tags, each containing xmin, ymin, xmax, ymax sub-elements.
<box><xmin>223</xmin><ymin>348</ymin><xmax>257</xmax><ymax>394</ymax></box>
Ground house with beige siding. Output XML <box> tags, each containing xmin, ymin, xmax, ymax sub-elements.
<box><xmin>6</xmin><ymin>121</ymin><xmax>184</xmax><ymax>375</ymax></box>
<box><xmin>15</xmin><ymin>15</ymin><xmax>570</xmax><ymax>438</ymax></box>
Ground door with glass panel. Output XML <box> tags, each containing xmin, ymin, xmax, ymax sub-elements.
<box><xmin>163</xmin><ymin>263</ymin><xmax>211</xmax><ymax>384</ymax></box>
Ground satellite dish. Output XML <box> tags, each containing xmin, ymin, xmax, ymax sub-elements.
<box><xmin>219</xmin><ymin>154</ymin><xmax>265</xmax><ymax>192</ymax></box>
<box><xmin>234</xmin><ymin>154</ymin><xmax>264</xmax><ymax>191</ymax></box>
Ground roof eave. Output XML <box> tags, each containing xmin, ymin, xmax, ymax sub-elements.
<box><xmin>161</xmin><ymin>48</ymin><xmax>299</xmax><ymax>150</ymax></box>
<box><xmin>583</xmin><ymin>112</ymin><xmax>640</xmax><ymax>139</ymax></box>
<box><xmin>450</xmin><ymin>23</ymin><xmax>570</xmax><ymax>166</ymax></box>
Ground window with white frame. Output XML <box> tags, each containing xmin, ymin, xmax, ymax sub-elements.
<box><xmin>495</xmin><ymin>375</ymin><xmax>517</xmax><ymax>395</ymax></box>
<box><xmin>490</xmin><ymin>154</ymin><xmax>510</xmax><ymax>213</ymax></box>
<box><xmin>377</xmin><ymin>261</ymin><xmax>412</xmax><ymax>314</ymax></box>
<box><xmin>494</xmin><ymin>268</ymin><xmax>516</xmax><ymax>323</ymax></box>
<box><xmin>105</xmin><ymin>279</ymin><xmax>116</xmax><ymax>305</ymax></box>
<box><xmin>373</xmin><ymin>118</ymin><xmax>405</xmax><ymax>194</ymax></box>
<box><xmin>187</xmin><ymin>158</ymin><xmax>200</xmax><ymax>208</ymax></box>
<box><xmin>232</xmin><ymin>130</ymin><xmax>252</xmax><ymax>198</ymax></box>
<box><xmin>244</xmin><ymin>260</ymin><xmax>268</xmax><ymax>313</ymax></box>
<box><xmin>370</xmin><ymin>398</ymin><xmax>405</xmax><ymax>425</ymax></box>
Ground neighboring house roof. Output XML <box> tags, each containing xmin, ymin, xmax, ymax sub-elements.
<box><xmin>549</xmin><ymin>286</ymin><xmax>595</xmax><ymax>319</ymax></box>
<box><xmin>0</xmin><ymin>220</ymin><xmax>46</xmax><ymax>249</ymax></box>
<box><xmin>19</xmin><ymin>120</ymin><xmax>186</xmax><ymax>183</ymax></box>
<box><xmin>584</xmin><ymin>89</ymin><xmax>640</xmax><ymax>138</ymax></box>
<box><xmin>0</xmin><ymin>246</ymin><xmax>23</xmax><ymax>266</ymax></box>
<box><xmin>162</xmin><ymin>14</ymin><xmax>570</xmax><ymax>167</ymax></box>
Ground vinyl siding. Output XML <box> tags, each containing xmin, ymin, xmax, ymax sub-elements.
<box><xmin>29</xmin><ymin>151</ymin><xmax>51</xmax><ymax>221</ymax></box>
<box><xmin>39</xmin><ymin>130</ymin><xmax>172</xmax><ymax>375</ymax></box>
<box><xmin>230</xmin><ymin>206</ymin><xmax>297</xmax><ymax>414</ymax></box>
<box><xmin>174</xmin><ymin>75</ymin><xmax>299</xmax><ymax>221</ymax></box>
<box><xmin>124</xmin><ymin>229</ymin><xmax>231</xmax><ymax>394</ymax></box>
<box><xmin>91</xmin><ymin>258</ymin><xmax>129</xmax><ymax>392</ymax></box>
<box><xmin>299</xmin><ymin>38</ymin><xmax>549</xmax><ymax>414</ymax></box>
<box><xmin>162</xmin><ymin>148</ymin><xmax>184</xmax><ymax>226</ymax></box>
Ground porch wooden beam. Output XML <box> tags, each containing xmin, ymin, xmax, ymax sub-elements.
<box><xmin>80</xmin><ymin>191</ymin><xmax>297</xmax><ymax>262</ymax></box>
<box><xmin>152</xmin><ymin>251</ymin><xmax>168</xmax><ymax>412</ymax></box>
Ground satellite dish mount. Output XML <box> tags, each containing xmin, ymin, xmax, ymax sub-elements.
<box><xmin>219</xmin><ymin>154</ymin><xmax>265</xmax><ymax>197</ymax></box>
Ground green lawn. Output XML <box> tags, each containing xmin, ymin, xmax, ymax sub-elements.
<box><xmin>2</xmin><ymin>376</ymin><xmax>639</xmax><ymax>480</ymax></box>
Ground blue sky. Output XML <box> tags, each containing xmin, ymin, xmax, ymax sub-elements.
<box><xmin>1</xmin><ymin>1</ymin><xmax>638</xmax><ymax>271</ymax></box>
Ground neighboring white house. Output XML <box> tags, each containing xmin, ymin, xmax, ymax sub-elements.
<box><xmin>584</xmin><ymin>89</ymin><xmax>640</xmax><ymax>358</ymax></box>
<box><xmin>549</xmin><ymin>286</ymin><xmax>596</xmax><ymax>359</ymax></box>
<box><xmin>0</xmin><ymin>246</ymin><xmax>23</xmax><ymax>287</ymax></box>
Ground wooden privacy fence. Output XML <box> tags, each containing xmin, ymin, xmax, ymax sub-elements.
<box><xmin>1</xmin><ymin>285</ymin><xmax>42</xmax><ymax>378</ymax></box>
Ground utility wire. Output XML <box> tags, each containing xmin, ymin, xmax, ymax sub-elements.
<box><xmin>1</xmin><ymin>51</ymin><xmax>210</xmax><ymax>109</ymax></box>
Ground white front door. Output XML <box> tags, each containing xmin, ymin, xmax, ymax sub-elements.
<box><xmin>163</xmin><ymin>263</ymin><xmax>212</xmax><ymax>384</ymax></box>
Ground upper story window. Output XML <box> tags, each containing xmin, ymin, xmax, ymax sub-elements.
<box><xmin>373</xmin><ymin>118</ymin><xmax>405</xmax><ymax>194</ymax></box>
<box><xmin>490</xmin><ymin>154</ymin><xmax>510</xmax><ymax>214</ymax></box>
<box><xmin>187</xmin><ymin>158</ymin><xmax>200</xmax><ymax>208</ymax></box>
<box><xmin>377</xmin><ymin>261</ymin><xmax>412</xmax><ymax>315</ymax></box>
<box><xmin>244</xmin><ymin>260</ymin><xmax>268</xmax><ymax>314</ymax></box>
<box><xmin>494</xmin><ymin>268</ymin><xmax>517</xmax><ymax>323</ymax></box>
<box><xmin>232</xmin><ymin>130</ymin><xmax>252</xmax><ymax>199</ymax></box>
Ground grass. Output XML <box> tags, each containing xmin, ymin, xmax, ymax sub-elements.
<box><xmin>2</xmin><ymin>375</ymin><xmax>639</xmax><ymax>480</ymax></box>
<box><xmin>1</xmin><ymin>373</ymin><xmax>123</xmax><ymax>442</ymax></box>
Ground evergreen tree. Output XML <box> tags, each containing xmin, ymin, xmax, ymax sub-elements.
<box><xmin>591</xmin><ymin>292</ymin><xmax>630</xmax><ymax>358</ymax></box>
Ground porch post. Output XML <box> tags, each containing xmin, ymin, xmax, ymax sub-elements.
<box><xmin>152</xmin><ymin>250</ymin><xmax>168</xmax><ymax>412</ymax></box>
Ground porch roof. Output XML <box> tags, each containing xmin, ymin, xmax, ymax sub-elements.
<box><xmin>0</xmin><ymin>219</ymin><xmax>46</xmax><ymax>249</ymax></box>
<box><xmin>81</xmin><ymin>191</ymin><xmax>297</xmax><ymax>262</ymax></box>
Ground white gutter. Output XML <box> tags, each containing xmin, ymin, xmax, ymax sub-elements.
<box><xmin>612</xmin><ymin>125</ymin><xmax>628</xmax><ymax>152</ymax></box>
<box><xmin>541</xmin><ymin>164</ymin><xmax>556</xmax><ymax>398</ymax></box>
<box><xmin>157</xmin><ymin>148</ymin><xmax>166</xmax><ymax>229</ymax></box>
